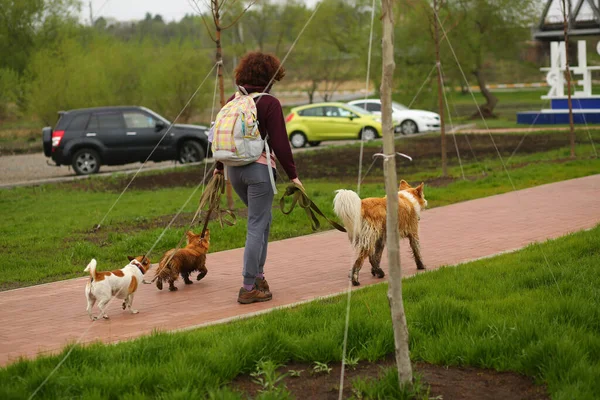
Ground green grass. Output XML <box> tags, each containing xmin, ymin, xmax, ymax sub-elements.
<box><xmin>1</xmin><ymin>137</ymin><xmax>599</xmax><ymax>289</ymax></box>
<box><xmin>1</xmin><ymin>225</ymin><xmax>598</xmax><ymax>399</ymax></box>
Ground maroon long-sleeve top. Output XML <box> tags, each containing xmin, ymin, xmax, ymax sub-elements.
<box><xmin>215</xmin><ymin>84</ymin><xmax>298</xmax><ymax>180</ymax></box>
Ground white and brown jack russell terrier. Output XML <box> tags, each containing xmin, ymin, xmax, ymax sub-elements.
<box><xmin>84</xmin><ymin>256</ymin><xmax>151</xmax><ymax>321</ymax></box>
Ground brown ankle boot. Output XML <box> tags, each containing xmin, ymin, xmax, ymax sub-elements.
<box><xmin>255</xmin><ymin>277</ymin><xmax>270</xmax><ymax>294</ymax></box>
<box><xmin>237</xmin><ymin>287</ymin><xmax>273</xmax><ymax>304</ymax></box>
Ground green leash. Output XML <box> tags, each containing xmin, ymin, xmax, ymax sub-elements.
<box><xmin>279</xmin><ymin>183</ymin><xmax>346</xmax><ymax>232</ymax></box>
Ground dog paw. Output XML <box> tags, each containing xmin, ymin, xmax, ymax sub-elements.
<box><xmin>417</xmin><ymin>265</ymin><xmax>427</xmax><ymax>270</ymax></box>
<box><xmin>169</xmin><ymin>286</ymin><xmax>178</xmax><ymax>292</ymax></box>
<box><xmin>184</xmin><ymin>280</ymin><xmax>193</xmax><ymax>285</ymax></box>
<box><xmin>122</xmin><ymin>302</ymin><xmax>127</xmax><ymax>310</ymax></box>
<box><xmin>102</xmin><ymin>315</ymin><xmax>110</xmax><ymax>320</ymax></box>
<box><xmin>352</xmin><ymin>280</ymin><xmax>361</xmax><ymax>286</ymax></box>
<box><xmin>130</xmin><ymin>309</ymin><xmax>139</xmax><ymax>314</ymax></box>
<box><xmin>374</xmin><ymin>268</ymin><xmax>385</xmax><ymax>279</ymax></box>
<box><xmin>197</xmin><ymin>272</ymin><xmax>207</xmax><ymax>281</ymax></box>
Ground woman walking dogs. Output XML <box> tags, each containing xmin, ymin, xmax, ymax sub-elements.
<box><xmin>212</xmin><ymin>52</ymin><xmax>302</xmax><ymax>304</ymax></box>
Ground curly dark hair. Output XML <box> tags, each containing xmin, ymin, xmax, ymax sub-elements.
<box><xmin>235</xmin><ymin>52</ymin><xmax>286</xmax><ymax>87</ymax></box>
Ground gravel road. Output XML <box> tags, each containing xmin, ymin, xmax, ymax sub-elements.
<box><xmin>0</xmin><ymin>134</ymin><xmax>434</xmax><ymax>189</ymax></box>
<box><xmin>0</xmin><ymin>153</ymin><xmax>183</xmax><ymax>188</ymax></box>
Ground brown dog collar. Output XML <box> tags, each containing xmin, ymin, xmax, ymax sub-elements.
<box><xmin>131</xmin><ymin>260</ymin><xmax>146</xmax><ymax>274</ymax></box>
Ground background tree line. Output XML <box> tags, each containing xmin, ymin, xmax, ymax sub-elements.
<box><xmin>0</xmin><ymin>0</ymin><xmax>541</xmax><ymax>125</ymax></box>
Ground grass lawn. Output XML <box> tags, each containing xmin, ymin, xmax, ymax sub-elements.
<box><xmin>0</xmin><ymin>133</ymin><xmax>599</xmax><ymax>289</ymax></box>
<box><xmin>1</xmin><ymin>224</ymin><xmax>598</xmax><ymax>399</ymax></box>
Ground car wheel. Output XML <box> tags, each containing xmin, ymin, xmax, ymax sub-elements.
<box><xmin>290</xmin><ymin>132</ymin><xmax>307</xmax><ymax>148</ymax></box>
<box><xmin>178</xmin><ymin>140</ymin><xmax>206</xmax><ymax>164</ymax></box>
<box><xmin>72</xmin><ymin>148</ymin><xmax>101</xmax><ymax>175</ymax></box>
<box><xmin>400</xmin><ymin>120</ymin><xmax>418</xmax><ymax>135</ymax></box>
<box><xmin>360</xmin><ymin>127</ymin><xmax>378</xmax><ymax>141</ymax></box>
<box><xmin>308</xmin><ymin>141</ymin><xmax>321</xmax><ymax>147</ymax></box>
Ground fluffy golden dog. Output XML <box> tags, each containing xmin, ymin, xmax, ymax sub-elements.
<box><xmin>333</xmin><ymin>180</ymin><xmax>427</xmax><ymax>285</ymax></box>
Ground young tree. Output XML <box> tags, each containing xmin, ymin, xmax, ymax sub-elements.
<box><xmin>381</xmin><ymin>0</ymin><xmax>413</xmax><ymax>387</ymax></box>
<box><xmin>191</xmin><ymin>0</ymin><xmax>256</xmax><ymax>210</ymax></box>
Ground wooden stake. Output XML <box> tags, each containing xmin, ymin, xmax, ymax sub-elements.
<box><xmin>433</xmin><ymin>0</ymin><xmax>447</xmax><ymax>176</ymax></box>
<box><xmin>381</xmin><ymin>0</ymin><xmax>413</xmax><ymax>387</ymax></box>
<box><xmin>562</xmin><ymin>0</ymin><xmax>576</xmax><ymax>159</ymax></box>
<box><xmin>212</xmin><ymin>0</ymin><xmax>235</xmax><ymax>210</ymax></box>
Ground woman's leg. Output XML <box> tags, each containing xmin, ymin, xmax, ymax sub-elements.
<box><xmin>257</xmin><ymin>214</ymin><xmax>272</xmax><ymax>276</ymax></box>
<box><xmin>228</xmin><ymin>164</ymin><xmax>274</xmax><ymax>287</ymax></box>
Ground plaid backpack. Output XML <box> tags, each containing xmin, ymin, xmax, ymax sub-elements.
<box><xmin>209</xmin><ymin>86</ymin><xmax>277</xmax><ymax>193</ymax></box>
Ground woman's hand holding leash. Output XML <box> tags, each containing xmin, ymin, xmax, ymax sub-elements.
<box><xmin>292</xmin><ymin>177</ymin><xmax>303</xmax><ymax>189</ymax></box>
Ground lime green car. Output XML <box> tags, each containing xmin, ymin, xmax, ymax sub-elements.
<box><xmin>284</xmin><ymin>102</ymin><xmax>383</xmax><ymax>148</ymax></box>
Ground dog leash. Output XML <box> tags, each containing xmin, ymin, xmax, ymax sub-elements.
<box><xmin>279</xmin><ymin>183</ymin><xmax>346</xmax><ymax>232</ymax></box>
<box><xmin>197</xmin><ymin>173</ymin><xmax>236</xmax><ymax>238</ymax></box>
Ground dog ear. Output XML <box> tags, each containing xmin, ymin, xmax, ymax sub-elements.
<box><xmin>399</xmin><ymin>180</ymin><xmax>411</xmax><ymax>191</ymax></box>
<box><xmin>127</xmin><ymin>255</ymin><xmax>135</xmax><ymax>261</ymax></box>
<box><xmin>415</xmin><ymin>182</ymin><xmax>424</xmax><ymax>196</ymax></box>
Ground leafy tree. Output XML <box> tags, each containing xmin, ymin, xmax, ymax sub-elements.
<box><xmin>291</xmin><ymin>0</ymin><xmax>371</xmax><ymax>103</ymax></box>
<box><xmin>25</xmin><ymin>35</ymin><xmax>213</xmax><ymax>124</ymax></box>
<box><xmin>0</xmin><ymin>0</ymin><xmax>79</xmax><ymax>74</ymax></box>
<box><xmin>0</xmin><ymin>68</ymin><xmax>19</xmax><ymax>119</ymax></box>
<box><xmin>442</xmin><ymin>0</ymin><xmax>540</xmax><ymax>117</ymax></box>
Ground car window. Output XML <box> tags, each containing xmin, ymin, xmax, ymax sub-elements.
<box><xmin>366</xmin><ymin>103</ymin><xmax>381</xmax><ymax>112</ymax></box>
<box><xmin>298</xmin><ymin>107</ymin><xmax>324</xmax><ymax>117</ymax></box>
<box><xmin>324</xmin><ymin>107</ymin><xmax>340</xmax><ymax>117</ymax></box>
<box><xmin>68</xmin><ymin>113</ymin><xmax>90</xmax><ymax>130</ymax></box>
<box><xmin>123</xmin><ymin>112</ymin><xmax>156</xmax><ymax>129</ymax></box>
<box><xmin>88</xmin><ymin>113</ymin><xmax>125</xmax><ymax>130</ymax></box>
<box><xmin>352</xmin><ymin>102</ymin><xmax>367</xmax><ymax>110</ymax></box>
<box><xmin>331</xmin><ymin>107</ymin><xmax>357</xmax><ymax>118</ymax></box>
<box><xmin>392</xmin><ymin>101</ymin><xmax>409</xmax><ymax>111</ymax></box>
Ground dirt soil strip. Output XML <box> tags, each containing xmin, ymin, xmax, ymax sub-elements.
<box><xmin>0</xmin><ymin>174</ymin><xmax>598</xmax><ymax>368</ymax></box>
<box><xmin>232</xmin><ymin>358</ymin><xmax>549</xmax><ymax>400</ymax></box>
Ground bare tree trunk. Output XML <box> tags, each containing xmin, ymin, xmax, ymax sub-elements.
<box><xmin>306</xmin><ymin>80</ymin><xmax>318</xmax><ymax>104</ymax></box>
<box><xmin>562</xmin><ymin>0</ymin><xmax>576</xmax><ymax>159</ymax></box>
<box><xmin>433</xmin><ymin>0</ymin><xmax>447</xmax><ymax>177</ymax></box>
<box><xmin>381</xmin><ymin>0</ymin><xmax>413</xmax><ymax>387</ymax></box>
<box><xmin>213</xmin><ymin>0</ymin><xmax>235</xmax><ymax>210</ymax></box>
<box><xmin>471</xmin><ymin>69</ymin><xmax>498</xmax><ymax>119</ymax></box>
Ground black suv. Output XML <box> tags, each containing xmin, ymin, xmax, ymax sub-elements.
<box><xmin>42</xmin><ymin>106</ymin><xmax>210</xmax><ymax>175</ymax></box>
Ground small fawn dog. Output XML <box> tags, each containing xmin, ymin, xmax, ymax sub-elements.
<box><xmin>154</xmin><ymin>229</ymin><xmax>210</xmax><ymax>291</ymax></box>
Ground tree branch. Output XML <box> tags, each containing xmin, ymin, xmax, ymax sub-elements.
<box><xmin>201</xmin><ymin>14</ymin><xmax>217</xmax><ymax>42</ymax></box>
<box><xmin>220</xmin><ymin>0</ymin><xmax>256</xmax><ymax>30</ymax></box>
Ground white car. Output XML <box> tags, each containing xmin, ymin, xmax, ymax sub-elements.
<box><xmin>347</xmin><ymin>99</ymin><xmax>440</xmax><ymax>135</ymax></box>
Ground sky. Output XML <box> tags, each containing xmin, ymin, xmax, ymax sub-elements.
<box><xmin>83</xmin><ymin>1</ymin><xmax>592</xmax><ymax>25</ymax></box>
<box><xmin>84</xmin><ymin>0</ymin><xmax>319</xmax><ymax>23</ymax></box>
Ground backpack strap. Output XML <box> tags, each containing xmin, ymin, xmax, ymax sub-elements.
<box><xmin>264</xmin><ymin>137</ymin><xmax>277</xmax><ymax>195</ymax></box>
<box><xmin>238</xmin><ymin>85</ymin><xmax>249</xmax><ymax>95</ymax></box>
<box><xmin>250</xmin><ymin>92</ymin><xmax>271</xmax><ymax>99</ymax></box>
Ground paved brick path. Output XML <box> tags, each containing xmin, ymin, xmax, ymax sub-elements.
<box><xmin>1</xmin><ymin>175</ymin><xmax>599</xmax><ymax>367</ymax></box>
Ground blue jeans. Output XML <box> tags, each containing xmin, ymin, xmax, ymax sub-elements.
<box><xmin>227</xmin><ymin>163</ymin><xmax>275</xmax><ymax>286</ymax></box>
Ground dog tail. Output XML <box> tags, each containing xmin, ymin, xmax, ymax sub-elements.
<box><xmin>84</xmin><ymin>259</ymin><xmax>97</xmax><ymax>280</ymax></box>
<box><xmin>333</xmin><ymin>189</ymin><xmax>362</xmax><ymax>238</ymax></box>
